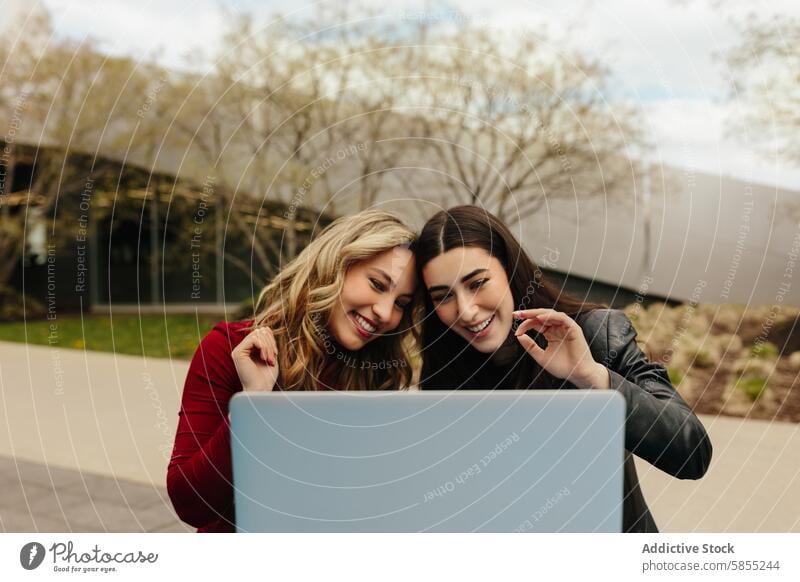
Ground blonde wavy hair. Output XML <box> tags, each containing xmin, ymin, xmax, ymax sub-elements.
<box><xmin>251</xmin><ymin>209</ymin><xmax>419</xmax><ymax>391</ymax></box>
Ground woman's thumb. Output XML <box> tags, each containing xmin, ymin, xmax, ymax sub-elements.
<box><xmin>516</xmin><ymin>333</ymin><xmax>544</xmax><ymax>361</ymax></box>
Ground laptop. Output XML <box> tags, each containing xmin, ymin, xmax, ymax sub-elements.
<box><xmin>229</xmin><ymin>390</ymin><xmax>625</xmax><ymax>532</ymax></box>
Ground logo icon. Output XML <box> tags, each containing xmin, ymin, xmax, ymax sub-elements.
<box><xmin>20</xmin><ymin>542</ymin><xmax>46</xmax><ymax>570</ymax></box>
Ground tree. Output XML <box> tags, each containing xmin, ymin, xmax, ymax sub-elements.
<box><xmin>198</xmin><ymin>8</ymin><xmax>643</xmax><ymax>230</ymax></box>
<box><xmin>161</xmin><ymin>6</ymin><xmax>421</xmax><ymax>274</ymax></box>
<box><xmin>396</xmin><ymin>25</ymin><xmax>643</xmax><ymax>226</ymax></box>
<box><xmin>723</xmin><ymin>13</ymin><xmax>800</xmax><ymax>225</ymax></box>
<box><xmin>1</xmin><ymin>4</ymin><xmax>645</xmax><ymax>289</ymax></box>
<box><xmin>726</xmin><ymin>15</ymin><xmax>800</xmax><ymax>165</ymax></box>
<box><xmin>0</xmin><ymin>8</ymin><xmax>162</xmax><ymax>286</ymax></box>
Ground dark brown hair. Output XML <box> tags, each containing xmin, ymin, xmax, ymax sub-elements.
<box><xmin>416</xmin><ymin>205</ymin><xmax>606</xmax><ymax>390</ymax></box>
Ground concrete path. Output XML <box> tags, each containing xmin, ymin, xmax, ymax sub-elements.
<box><xmin>0</xmin><ymin>341</ymin><xmax>186</xmax><ymax>487</ymax></box>
<box><xmin>1</xmin><ymin>341</ymin><xmax>798</xmax><ymax>532</ymax></box>
<box><xmin>636</xmin><ymin>414</ymin><xmax>800</xmax><ymax>532</ymax></box>
<box><xmin>0</xmin><ymin>455</ymin><xmax>190</xmax><ymax>532</ymax></box>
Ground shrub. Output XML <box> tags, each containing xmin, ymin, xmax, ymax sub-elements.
<box><xmin>734</xmin><ymin>375</ymin><xmax>768</xmax><ymax>401</ymax></box>
<box><xmin>690</xmin><ymin>348</ymin><xmax>715</xmax><ymax>369</ymax></box>
<box><xmin>750</xmin><ymin>342</ymin><xmax>779</xmax><ymax>360</ymax></box>
<box><xmin>720</xmin><ymin>333</ymin><xmax>743</xmax><ymax>353</ymax></box>
<box><xmin>0</xmin><ymin>286</ymin><xmax>47</xmax><ymax>322</ymax></box>
<box><xmin>667</xmin><ymin>367</ymin><xmax>684</xmax><ymax>386</ymax></box>
<box><xmin>732</xmin><ymin>357</ymin><xmax>774</xmax><ymax>377</ymax></box>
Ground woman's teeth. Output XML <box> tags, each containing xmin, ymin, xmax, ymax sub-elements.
<box><xmin>467</xmin><ymin>316</ymin><xmax>493</xmax><ymax>333</ymax></box>
<box><xmin>354</xmin><ymin>313</ymin><xmax>377</xmax><ymax>333</ymax></box>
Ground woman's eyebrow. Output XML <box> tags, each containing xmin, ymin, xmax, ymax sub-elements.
<box><xmin>427</xmin><ymin>268</ymin><xmax>489</xmax><ymax>293</ymax></box>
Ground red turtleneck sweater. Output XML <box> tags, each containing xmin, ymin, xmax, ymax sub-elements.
<box><xmin>166</xmin><ymin>320</ymin><xmax>340</xmax><ymax>532</ymax></box>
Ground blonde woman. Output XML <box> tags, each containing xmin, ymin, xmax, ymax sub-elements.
<box><xmin>167</xmin><ymin>210</ymin><xmax>419</xmax><ymax>532</ymax></box>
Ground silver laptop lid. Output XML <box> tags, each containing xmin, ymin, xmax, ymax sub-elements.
<box><xmin>230</xmin><ymin>390</ymin><xmax>625</xmax><ymax>532</ymax></box>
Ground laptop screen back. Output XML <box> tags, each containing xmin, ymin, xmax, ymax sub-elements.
<box><xmin>230</xmin><ymin>390</ymin><xmax>625</xmax><ymax>532</ymax></box>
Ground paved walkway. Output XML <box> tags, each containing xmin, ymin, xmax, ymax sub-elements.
<box><xmin>0</xmin><ymin>341</ymin><xmax>186</xmax><ymax>485</ymax></box>
<box><xmin>635</xmin><ymin>415</ymin><xmax>800</xmax><ymax>532</ymax></box>
<box><xmin>0</xmin><ymin>340</ymin><xmax>192</xmax><ymax>532</ymax></box>
<box><xmin>0</xmin><ymin>455</ymin><xmax>190</xmax><ymax>532</ymax></box>
<box><xmin>1</xmin><ymin>341</ymin><xmax>798</xmax><ymax>532</ymax></box>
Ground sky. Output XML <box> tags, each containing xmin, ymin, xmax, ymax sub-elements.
<box><xmin>4</xmin><ymin>0</ymin><xmax>800</xmax><ymax>191</ymax></box>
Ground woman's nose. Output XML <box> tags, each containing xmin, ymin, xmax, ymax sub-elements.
<box><xmin>372</xmin><ymin>296</ymin><xmax>393</xmax><ymax>324</ymax></box>
<box><xmin>457</xmin><ymin>294</ymin><xmax>478</xmax><ymax>321</ymax></box>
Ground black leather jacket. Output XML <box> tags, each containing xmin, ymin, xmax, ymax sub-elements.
<box><xmin>575</xmin><ymin>309</ymin><xmax>712</xmax><ymax>532</ymax></box>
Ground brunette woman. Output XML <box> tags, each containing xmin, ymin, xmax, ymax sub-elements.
<box><xmin>416</xmin><ymin>205</ymin><xmax>711</xmax><ymax>533</ymax></box>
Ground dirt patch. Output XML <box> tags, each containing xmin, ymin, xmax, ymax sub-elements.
<box><xmin>626</xmin><ymin>303</ymin><xmax>800</xmax><ymax>424</ymax></box>
<box><xmin>674</xmin><ymin>348</ymin><xmax>800</xmax><ymax>423</ymax></box>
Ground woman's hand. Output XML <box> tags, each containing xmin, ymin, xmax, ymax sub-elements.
<box><xmin>231</xmin><ymin>326</ymin><xmax>280</xmax><ymax>392</ymax></box>
<box><xmin>513</xmin><ymin>308</ymin><xmax>610</xmax><ymax>390</ymax></box>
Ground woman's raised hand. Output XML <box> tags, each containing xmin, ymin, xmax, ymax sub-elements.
<box><xmin>513</xmin><ymin>308</ymin><xmax>610</xmax><ymax>390</ymax></box>
<box><xmin>231</xmin><ymin>326</ymin><xmax>280</xmax><ymax>392</ymax></box>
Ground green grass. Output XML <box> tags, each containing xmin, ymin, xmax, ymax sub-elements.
<box><xmin>0</xmin><ymin>314</ymin><xmax>221</xmax><ymax>359</ymax></box>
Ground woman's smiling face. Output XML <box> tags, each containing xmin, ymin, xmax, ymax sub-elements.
<box><xmin>422</xmin><ymin>246</ymin><xmax>514</xmax><ymax>353</ymax></box>
<box><xmin>327</xmin><ymin>246</ymin><xmax>417</xmax><ymax>351</ymax></box>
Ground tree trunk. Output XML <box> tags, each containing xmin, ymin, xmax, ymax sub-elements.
<box><xmin>0</xmin><ymin>148</ymin><xmax>20</xmax><ymax>287</ymax></box>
